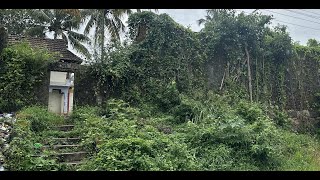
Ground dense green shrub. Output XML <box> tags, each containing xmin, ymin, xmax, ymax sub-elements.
<box><xmin>70</xmin><ymin>105</ymin><xmax>100</xmax><ymax>122</ymax></box>
<box><xmin>277</xmin><ymin>130</ymin><xmax>320</xmax><ymax>170</ymax></box>
<box><xmin>6</xmin><ymin>99</ymin><xmax>320</xmax><ymax>171</ymax></box>
<box><xmin>4</xmin><ymin>106</ymin><xmax>65</xmax><ymax>170</ymax></box>
<box><xmin>236</xmin><ymin>101</ymin><xmax>264</xmax><ymax>123</ymax></box>
<box><xmin>4</xmin><ymin>137</ymin><xmax>62</xmax><ymax>171</ymax></box>
<box><xmin>16</xmin><ymin>106</ymin><xmax>64</xmax><ymax>132</ymax></box>
<box><xmin>268</xmin><ymin>105</ymin><xmax>290</xmax><ymax>128</ymax></box>
<box><xmin>0</xmin><ymin>43</ymin><xmax>54</xmax><ymax>112</ymax></box>
<box><xmin>174</xmin><ymin>95</ymin><xmax>285</xmax><ymax>170</ymax></box>
<box><xmin>169</xmin><ymin>95</ymin><xmax>202</xmax><ymax>124</ymax></box>
<box><xmin>0</xmin><ymin>26</ymin><xmax>7</xmax><ymax>53</ymax></box>
<box><xmin>101</xmin><ymin>99</ymin><xmax>141</xmax><ymax>120</ymax></box>
<box><xmin>150</xmin><ymin>80</ymin><xmax>181</xmax><ymax>112</ymax></box>
<box><xmin>75</xmin><ymin>100</ymin><xmax>198</xmax><ymax>171</ymax></box>
<box><xmin>73</xmin><ymin>96</ymin><xmax>320</xmax><ymax>171</ymax></box>
<box><xmin>170</xmin><ymin>103</ymin><xmax>194</xmax><ymax>124</ymax></box>
<box><xmin>4</xmin><ymin>137</ymin><xmax>36</xmax><ymax>171</ymax></box>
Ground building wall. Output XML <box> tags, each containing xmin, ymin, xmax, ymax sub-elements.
<box><xmin>48</xmin><ymin>71</ymin><xmax>75</xmax><ymax>115</ymax></box>
<box><xmin>48</xmin><ymin>90</ymin><xmax>63</xmax><ymax>114</ymax></box>
<box><xmin>50</xmin><ymin>71</ymin><xmax>68</xmax><ymax>85</ymax></box>
<box><xmin>61</xmin><ymin>91</ymin><xmax>65</xmax><ymax>114</ymax></box>
<box><xmin>68</xmin><ymin>87</ymin><xmax>74</xmax><ymax>114</ymax></box>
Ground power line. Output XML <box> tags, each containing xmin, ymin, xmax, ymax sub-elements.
<box><xmin>282</xmin><ymin>9</ymin><xmax>320</xmax><ymax>20</ymax></box>
<box><xmin>298</xmin><ymin>9</ymin><xmax>320</xmax><ymax>17</ymax></box>
<box><xmin>236</xmin><ymin>10</ymin><xmax>320</xmax><ymax>32</ymax></box>
<box><xmin>272</xmin><ymin>19</ymin><xmax>320</xmax><ymax>31</ymax></box>
<box><xmin>261</xmin><ymin>9</ymin><xmax>320</xmax><ymax>26</ymax></box>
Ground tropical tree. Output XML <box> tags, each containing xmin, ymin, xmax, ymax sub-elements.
<box><xmin>307</xmin><ymin>38</ymin><xmax>319</xmax><ymax>47</ymax></box>
<box><xmin>0</xmin><ymin>9</ymin><xmax>35</xmax><ymax>35</ymax></box>
<box><xmin>199</xmin><ymin>9</ymin><xmax>272</xmax><ymax>102</ymax></box>
<box><xmin>236</xmin><ymin>11</ymin><xmax>272</xmax><ymax>102</ymax></box>
<box><xmin>82</xmin><ymin>9</ymin><xmax>158</xmax><ymax>62</ymax></box>
<box><xmin>261</xmin><ymin>25</ymin><xmax>293</xmax><ymax>107</ymax></box>
<box><xmin>27</xmin><ymin>9</ymin><xmax>91</xmax><ymax>59</ymax></box>
<box><xmin>0</xmin><ymin>26</ymin><xmax>8</xmax><ymax>52</ymax></box>
<box><xmin>81</xmin><ymin>9</ymin><xmax>132</xmax><ymax>61</ymax></box>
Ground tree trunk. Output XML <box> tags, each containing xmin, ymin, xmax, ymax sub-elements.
<box><xmin>220</xmin><ymin>69</ymin><xmax>226</xmax><ymax>91</ymax></box>
<box><xmin>245</xmin><ymin>44</ymin><xmax>253</xmax><ymax>102</ymax></box>
<box><xmin>233</xmin><ymin>59</ymin><xmax>240</xmax><ymax>82</ymax></box>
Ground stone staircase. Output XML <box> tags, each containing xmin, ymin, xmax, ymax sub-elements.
<box><xmin>34</xmin><ymin>124</ymin><xmax>87</xmax><ymax>169</ymax></box>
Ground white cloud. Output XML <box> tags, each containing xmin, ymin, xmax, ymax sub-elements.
<box><xmin>157</xmin><ymin>9</ymin><xmax>207</xmax><ymax>32</ymax></box>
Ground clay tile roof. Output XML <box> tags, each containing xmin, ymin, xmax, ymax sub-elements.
<box><xmin>7</xmin><ymin>35</ymin><xmax>83</xmax><ymax>64</ymax></box>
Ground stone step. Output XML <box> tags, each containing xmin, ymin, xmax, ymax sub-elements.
<box><xmin>43</xmin><ymin>144</ymin><xmax>81</xmax><ymax>150</ymax></box>
<box><xmin>56</xmin><ymin>151</ymin><xmax>87</xmax><ymax>162</ymax></box>
<box><xmin>31</xmin><ymin>151</ymin><xmax>87</xmax><ymax>163</ymax></box>
<box><xmin>54</xmin><ymin>125</ymin><xmax>75</xmax><ymax>131</ymax></box>
<box><xmin>51</xmin><ymin>137</ymin><xmax>81</xmax><ymax>144</ymax></box>
<box><xmin>63</xmin><ymin>161</ymin><xmax>85</xmax><ymax>166</ymax></box>
<box><xmin>45</xmin><ymin>130</ymin><xmax>81</xmax><ymax>138</ymax></box>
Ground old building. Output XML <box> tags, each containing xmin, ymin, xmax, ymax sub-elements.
<box><xmin>8</xmin><ymin>35</ymin><xmax>83</xmax><ymax>115</ymax></box>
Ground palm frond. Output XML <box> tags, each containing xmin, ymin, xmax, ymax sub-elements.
<box><xmin>81</xmin><ymin>9</ymin><xmax>95</xmax><ymax>18</ymax></box>
<box><xmin>67</xmin><ymin>30</ymin><xmax>91</xmax><ymax>44</ymax></box>
<box><xmin>93</xmin><ymin>22</ymin><xmax>100</xmax><ymax>47</ymax></box>
<box><xmin>197</xmin><ymin>18</ymin><xmax>206</xmax><ymax>26</ymax></box>
<box><xmin>82</xmin><ymin>8</ymin><xmax>132</xmax><ymax>58</ymax></box>
<box><xmin>28</xmin><ymin>9</ymin><xmax>51</xmax><ymax>24</ymax></box>
<box><xmin>111</xmin><ymin>9</ymin><xmax>131</xmax><ymax>19</ymax></box>
<box><xmin>68</xmin><ymin>35</ymin><xmax>92</xmax><ymax>59</ymax></box>
<box><xmin>63</xmin><ymin>17</ymin><xmax>81</xmax><ymax>30</ymax></box>
<box><xmin>59</xmin><ymin>9</ymin><xmax>81</xmax><ymax>18</ymax></box>
<box><xmin>84</xmin><ymin>16</ymin><xmax>95</xmax><ymax>35</ymax></box>
<box><xmin>61</xmin><ymin>32</ymin><xmax>68</xmax><ymax>43</ymax></box>
<box><xmin>112</xmin><ymin>15</ymin><xmax>125</xmax><ymax>32</ymax></box>
<box><xmin>43</xmin><ymin>9</ymin><xmax>54</xmax><ymax>19</ymax></box>
<box><xmin>105</xmin><ymin>18</ymin><xmax>121</xmax><ymax>41</ymax></box>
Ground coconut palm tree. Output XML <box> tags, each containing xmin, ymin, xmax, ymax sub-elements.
<box><xmin>82</xmin><ymin>9</ymin><xmax>158</xmax><ymax>61</ymax></box>
<box><xmin>27</xmin><ymin>9</ymin><xmax>91</xmax><ymax>59</ymax></box>
<box><xmin>81</xmin><ymin>9</ymin><xmax>132</xmax><ymax>61</ymax></box>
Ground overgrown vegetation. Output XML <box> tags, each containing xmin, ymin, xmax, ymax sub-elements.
<box><xmin>6</xmin><ymin>98</ymin><xmax>320</xmax><ymax>171</ymax></box>
<box><xmin>2</xmin><ymin>10</ymin><xmax>320</xmax><ymax>171</ymax></box>
<box><xmin>3</xmin><ymin>107</ymin><xmax>65</xmax><ymax>171</ymax></box>
<box><xmin>68</xmin><ymin>97</ymin><xmax>320</xmax><ymax>171</ymax></box>
<box><xmin>0</xmin><ymin>43</ymin><xmax>54</xmax><ymax>112</ymax></box>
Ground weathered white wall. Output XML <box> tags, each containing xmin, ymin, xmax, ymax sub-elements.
<box><xmin>61</xmin><ymin>91</ymin><xmax>65</xmax><ymax>114</ymax></box>
<box><xmin>50</xmin><ymin>71</ymin><xmax>67</xmax><ymax>85</ymax></box>
<box><xmin>48</xmin><ymin>90</ymin><xmax>63</xmax><ymax>114</ymax></box>
<box><xmin>68</xmin><ymin>87</ymin><xmax>74</xmax><ymax>114</ymax></box>
<box><xmin>48</xmin><ymin>71</ymin><xmax>75</xmax><ymax>115</ymax></box>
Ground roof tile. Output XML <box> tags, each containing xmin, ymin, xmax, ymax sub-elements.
<box><xmin>7</xmin><ymin>35</ymin><xmax>83</xmax><ymax>64</ymax></box>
